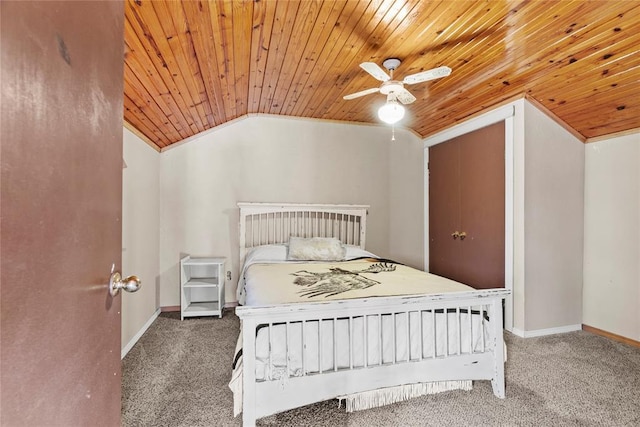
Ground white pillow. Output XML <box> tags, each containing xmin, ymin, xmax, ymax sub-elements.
<box><xmin>287</xmin><ymin>237</ymin><xmax>346</xmax><ymax>261</ymax></box>
<box><xmin>244</xmin><ymin>244</ymin><xmax>288</xmax><ymax>264</ymax></box>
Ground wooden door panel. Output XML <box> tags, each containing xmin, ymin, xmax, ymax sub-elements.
<box><xmin>428</xmin><ymin>140</ymin><xmax>460</xmax><ymax>280</ymax></box>
<box><xmin>458</xmin><ymin>122</ymin><xmax>506</xmax><ymax>289</ymax></box>
<box><xmin>1</xmin><ymin>2</ymin><xmax>124</xmax><ymax>425</ymax></box>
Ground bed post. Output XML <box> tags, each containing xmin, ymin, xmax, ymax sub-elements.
<box><xmin>489</xmin><ymin>297</ymin><xmax>506</xmax><ymax>398</ymax></box>
<box><xmin>242</xmin><ymin>318</ymin><xmax>257</xmax><ymax>427</ymax></box>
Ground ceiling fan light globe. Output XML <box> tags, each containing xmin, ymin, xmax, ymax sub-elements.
<box><xmin>378</xmin><ymin>102</ymin><xmax>405</xmax><ymax>124</ymax></box>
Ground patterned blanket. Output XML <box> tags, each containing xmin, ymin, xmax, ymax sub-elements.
<box><xmin>242</xmin><ymin>257</ymin><xmax>474</xmax><ymax>306</ymax></box>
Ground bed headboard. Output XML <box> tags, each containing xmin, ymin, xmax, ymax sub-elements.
<box><xmin>238</xmin><ymin>202</ymin><xmax>368</xmax><ymax>266</ymax></box>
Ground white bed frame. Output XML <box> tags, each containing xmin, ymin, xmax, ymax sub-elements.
<box><xmin>235</xmin><ymin>203</ymin><xmax>509</xmax><ymax>426</ymax></box>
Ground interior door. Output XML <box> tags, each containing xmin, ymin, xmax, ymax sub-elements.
<box><xmin>428</xmin><ymin>136</ymin><xmax>461</xmax><ymax>281</ymax></box>
<box><xmin>1</xmin><ymin>2</ymin><xmax>125</xmax><ymax>426</ymax></box>
<box><xmin>457</xmin><ymin>122</ymin><xmax>505</xmax><ymax>288</ymax></box>
<box><xmin>429</xmin><ymin>121</ymin><xmax>505</xmax><ymax>289</ymax></box>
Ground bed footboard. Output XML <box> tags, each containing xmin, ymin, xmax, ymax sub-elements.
<box><xmin>236</xmin><ymin>288</ymin><xmax>509</xmax><ymax>427</ymax></box>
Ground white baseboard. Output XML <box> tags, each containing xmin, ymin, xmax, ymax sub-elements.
<box><xmin>511</xmin><ymin>324</ymin><xmax>582</xmax><ymax>338</ymax></box>
<box><xmin>121</xmin><ymin>308</ymin><xmax>161</xmax><ymax>359</ymax></box>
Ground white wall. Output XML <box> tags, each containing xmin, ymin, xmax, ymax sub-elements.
<box><xmin>159</xmin><ymin>115</ymin><xmax>421</xmax><ymax>306</ymax></box>
<box><xmin>583</xmin><ymin>132</ymin><xmax>640</xmax><ymax>341</ymax></box>
<box><xmin>389</xmin><ymin>134</ymin><xmax>425</xmax><ymax>269</ymax></box>
<box><xmin>122</xmin><ymin>128</ymin><xmax>160</xmax><ymax>353</ymax></box>
<box><xmin>524</xmin><ymin>101</ymin><xmax>584</xmax><ymax>332</ymax></box>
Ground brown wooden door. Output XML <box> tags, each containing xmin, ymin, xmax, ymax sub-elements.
<box><xmin>429</xmin><ymin>121</ymin><xmax>505</xmax><ymax>289</ymax></box>
<box><xmin>1</xmin><ymin>2</ymin><xmax>125</xmax><ymax>426</ymax></box>
<box><xmin>428</xmin><ymin>136</ymin><xmax>461</xmax><ymax>281</ymax></box>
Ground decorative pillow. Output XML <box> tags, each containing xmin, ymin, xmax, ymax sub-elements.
<box><xmin>287</xmin><ymin>237</ymin><xmax>346</xmax><ymax>261</ymax></box>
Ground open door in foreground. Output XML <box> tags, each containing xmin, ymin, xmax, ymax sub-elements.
<box><xmin>1</xmin><ymin>2</ymin><xmax>125</xmax><ymax>425</ymax></box>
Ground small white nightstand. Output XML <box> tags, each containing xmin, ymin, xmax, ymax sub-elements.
<box><xmin>180</xmin><ymin>256</ymin><xmax>226</xmax><ymax>320</ymax></box>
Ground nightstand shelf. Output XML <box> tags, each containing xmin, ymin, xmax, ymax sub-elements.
<box><xmin>180</xmin><ymin>256</ymin><xmax>226</xmax><ymax>320</ymax></box>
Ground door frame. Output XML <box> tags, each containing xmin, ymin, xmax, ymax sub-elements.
<box><xmin>424</xmin><ymin>104</ymin><xmax>515</xmax><ymax>332</ymax></box>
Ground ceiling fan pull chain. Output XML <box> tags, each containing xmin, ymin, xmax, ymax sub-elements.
<box><xmin>391</xmin><ymin>124</ymin><xmax>396</xmax><ymax>141</ymax></box>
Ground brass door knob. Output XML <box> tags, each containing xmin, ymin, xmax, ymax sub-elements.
<box><xmin>451</xmin><ymin>231</ymin><xmax>460</xmax><ymax>239</ymax></box>
<box><xmin>109</xmin><ymin>271</ymin><xmax>141</xmax><ymax>296</ymax></box>
<box><xmin>459</xmin><ymin>231</ymin><xmax>467</xmax><ymax>240</ymax></box>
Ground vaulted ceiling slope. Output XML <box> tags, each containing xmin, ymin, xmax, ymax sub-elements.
<box><xmin>124</xmin><ymin>0</ymin><xmax>640</xmax><ymax>150</ymax></box>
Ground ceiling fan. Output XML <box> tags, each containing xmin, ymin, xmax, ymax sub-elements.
<box><xmin>343</xmin><ymin>58</ymin><xmax>452</xmax><ymax>124</ymax></box>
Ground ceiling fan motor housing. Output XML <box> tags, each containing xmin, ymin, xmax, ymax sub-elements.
<box><xmin>380</xmin><ymin>80</ymin><xmax>405</xmax><ymax>95</ymax></box>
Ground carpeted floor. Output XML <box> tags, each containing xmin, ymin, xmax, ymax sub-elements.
<box><xmin>122</xmin><ymin>310</ymin><xmax>640</xmax><ymax>426</ymax></box>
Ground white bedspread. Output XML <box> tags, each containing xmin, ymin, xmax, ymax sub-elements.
<box><xmin>244</xmin><ymin>258</ymin><xmax>475</xmax><ymax>305</ymax></box>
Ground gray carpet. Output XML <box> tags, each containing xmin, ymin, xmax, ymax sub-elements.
<box><xmin>122</xmin><ymin>311</ymin><xmax>640</xmax><ymax>426</ymax></box>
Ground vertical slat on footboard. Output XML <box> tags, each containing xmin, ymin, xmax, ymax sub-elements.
<box><xmin>431</xmin><ymin>309</ymin><xmax>436</xmax><ymax>358</ymax></box>
<box><xmin>378</xmin><ymin>314</ymin><xmax>383</xmax><ymax>365</ymax></box>
<box><xmin>285</xmin><ymin>322</ymin><xmax>290</xmax><ymax>378</ymax></box>
<box><xmin>468</xmin><ymin>306</ymin><xmax>473</xmax><ymax>354</ymax></box>
<box><xmin>444</xmin><ymin>310</ymin><xmax>449</xmax><ymax>356</ymax></box>
<box><xmin>392</xmin><ymin>313</ymin><xmax>396</xmax><ymax>363</ymax></box>
<box><xmin>267</xmin><ymin>323</ymin><xmax>273</xmax><ymax>377</ymax></box>
<box><xmin>364</xmin><ymin>315</ymin><xmax>368</xmax><ymax>367</ymax></box>
<box><xmin>456</xmin><ymin>308</ymin><xmax>461</xmax><ymax>355</ymax></box>
<box><xmin>480</xmin><ymin>305</ymin><xmax>486</xmax><ymax>352</ymax></box>
<box><xmin>333</xmin><ymin>318</ymin><xmax>338</xmax><ymax>372</ymax></box>
<box><xmin>406</xmin><ymin>312</ymin><xmax>411</xmax><ymax>362</ymax></box>
<box><xmin>349</xmin><ymin>317</ymin><xmax>353</xmax><ymax>369</ymax></box>
<box><xmin>419</xmin><ymin>311</ymin><xmax>424</xmax><ymax>361</ymax></box>
<box><xmin>319</xmin><ymin>319</ymin><xmax>323</xmax><ymax>374</ymax></box>
<box><xmin>301</xmin><ymin>320</ymin><xmax>306</xmax><ymax>375</ymax></box>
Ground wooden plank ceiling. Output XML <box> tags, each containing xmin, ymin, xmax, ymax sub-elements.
<box><xmin>124</xmin><ymin>0</ymin><xmax>640</xmax><ymax>150</ymax></box>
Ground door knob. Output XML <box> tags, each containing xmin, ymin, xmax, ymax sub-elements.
<box><xmin>451</xmin><ymin>231</ymin><xmax>460</xmax><ymax>239</ymax></box>
<box><xmin>459</xmin><ymin>231</ymin><xmax>467</xmax><ymax>240</ymax></box>
<box><xmin>109</xmin><ymin>271</ymin><xmax>141</xmax><ymax>296</ymax></box>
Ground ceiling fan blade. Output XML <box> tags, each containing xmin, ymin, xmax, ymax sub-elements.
<box><xmin>343</xmin><ymin>87</ymin><xmax>380</xmax><ymax>100</ymax></box>
<box><xmin>395</xmin><ymin>87</ymin><xmax>416</xmax><ymax>104</ymax></box>
<box><xmin>403</xmin><ymin>66</ymin><xmax>452</xmax><ymax>85</ymax></box>
<box><xmin>360</xmin><ymin>62</ymin><xmax>390</xmax><ymax>82</ymax></box>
